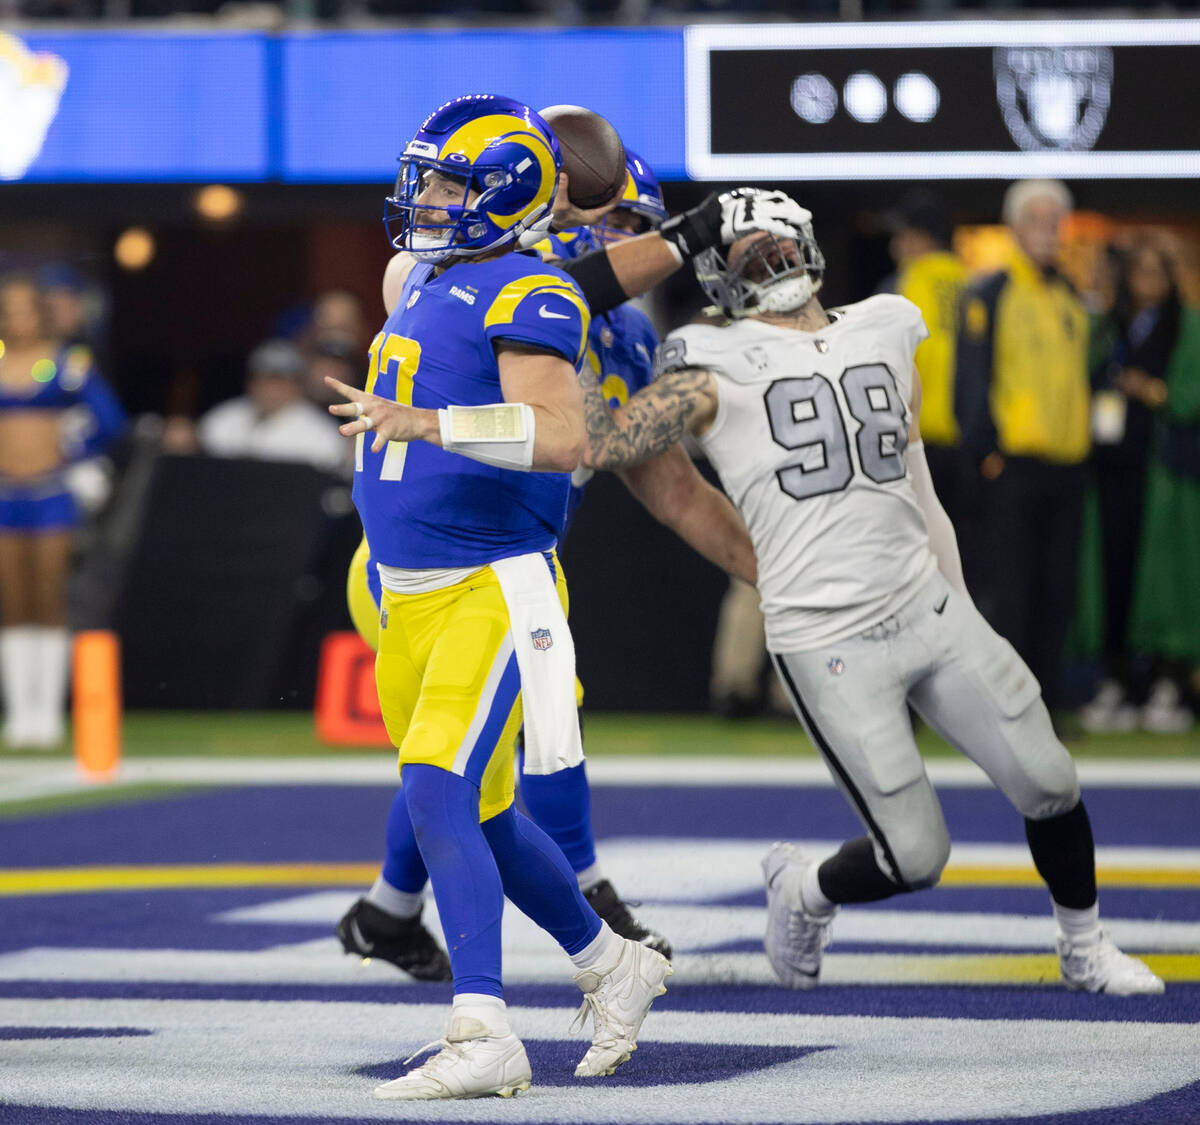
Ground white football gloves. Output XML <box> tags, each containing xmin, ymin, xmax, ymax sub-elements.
<box><xmin>660</xmin><ymin>188</ymin><xmax>810</xmax><ymax>261</ymax></box>
<box><xmin>719</xmin><ymin>188</ymin><xmax>813</xmax><ymax>246</ymax></box>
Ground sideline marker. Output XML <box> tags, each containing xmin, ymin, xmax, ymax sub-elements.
<box><xmin>314</xmin><ymin>631</ymin><xmax>391</xmax><ymax>747</ymax></box>
<box><xmin>73</xmin><ymin>630</ymin><xmax>122</xmax><ymax>781</ymax></box>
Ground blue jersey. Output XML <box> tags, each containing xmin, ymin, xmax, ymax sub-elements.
<box><xmin>353</xmin><ymin>251</ymin><xmax>590</xmax><ymax>569</ymax></box>
<box><xmin>544</xmin><ymin>231</ymin><xmax>657</xmax><ymax>530</ymax></box>
<box><xmin>0</xmin><ymin>343</ymin><xmax>127</xmax><ymax>461</ymax></box>
<box><xmin>563</xmin><ymin>303</ymin><xmax>658</xmax><ymax>531</ymax></box>
<box><xmin>539</xmin><ymin>232</ymin><xmax>660</xmax><ymax>533</ymax></box>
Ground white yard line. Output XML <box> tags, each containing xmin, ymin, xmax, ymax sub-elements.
<box><xmin>1</xmin><ymin>753</ymin><xmax>1199</xmax><ymax>805</ymax></box>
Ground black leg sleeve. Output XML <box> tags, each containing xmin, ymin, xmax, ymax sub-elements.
<box><xmin>1024</xmin><ymin>800</ymin><xmax>1098</xmax><ymax>910</ymax></box>
<box><xmin>817</xmin><ymin>836</ymin><xmax>908</xmax><ymax>905</ymax></box>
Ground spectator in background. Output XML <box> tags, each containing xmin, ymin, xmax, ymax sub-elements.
<box><xmin>309</xmin><ymin>288</ymin><xmax>366</xmax><ymax>351</ymax></box>
<box><xmin>881</xmin><ymin>191</ymin><xmax>971</xmax><ymax>558</ymax></box>
<box><xmin>304</xmin><ymin>334</ymin><xmax>360</xmax><ymax>409</ymax></box>
<box><xmin>955</xmin><ymin>180</ymin><xmax>1090</xmax><ymax>731</ymax></box>
<box><xmin>37</xmin><ymin>264</ymin><xmax>94</xmax><ymax>349</ymax></box>
<box><xmin>1079</xmin><ymin>236</ymin><xmax>1184</xmax><ymax>732</ymax></box>
<box><xmin>0</xmin><ymin>274</ymin><xmax>127</xmax><ymax>748</ymax></box>
<box><xmin>197</xmin><ymin>339</ymin><xmax>349</xmax><ymax>475</ymax></box>
<box><xmin>1125</xmin><ymin>244</ymin><xmax>1200</xmax><ymax>733</ymax></box>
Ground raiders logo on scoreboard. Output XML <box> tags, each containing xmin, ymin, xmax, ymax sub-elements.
<box><xmin>993</xmin><ymin>45</ymin><xmax>1113</xmax><ymax>152</ymax></box>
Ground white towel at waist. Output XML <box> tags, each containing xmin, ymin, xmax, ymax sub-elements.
<box><xmin>490</xmin><ymin>551</ymin><xmax>583</xmax><ymax>775</ymax></box>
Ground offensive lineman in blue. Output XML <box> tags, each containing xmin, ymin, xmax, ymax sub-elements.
<box><xmin>323</xmin><ymin>96</ymin><xmax>673</xmax><ymax>1100</ymax></box>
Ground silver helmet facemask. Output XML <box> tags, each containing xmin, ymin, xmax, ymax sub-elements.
<box><xmin>694</xmin><ymin>224</ymin><xmax>825</xmax><ymax>318</ymax></box>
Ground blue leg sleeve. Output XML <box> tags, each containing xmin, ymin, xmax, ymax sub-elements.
<box><xmin>402</xmin><ymin>763</ymin><xmax>503</xmax><ymax>999</ymax></box>
<box><xmin>381</xmin><ymin>787</ymin><xmax>429</xmax><ymax>894</ymax></box>
<box><xmin>518</xmin><ymin>751</ymin><xmax>597</xmax><ymax>876</ymax></box>
<box><xmin>481</xmin><ymin>805</ymin><xmax>601</xmax><ymax>956</ymax></box>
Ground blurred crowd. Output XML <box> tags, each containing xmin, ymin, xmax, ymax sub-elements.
<box><xmin>159</xmin><ymin>287</ymin><xmax>365</xmax><ymax>475</ymax></box>
<box><xmin>3</xmin><ymin>179</ymin><xmax>1200</xmax><ymax>745</ymax></box>
<box><xmin>6</xmin><ymin>0</ymin><xmax>1196</xmax><ymax>21</ymax></box>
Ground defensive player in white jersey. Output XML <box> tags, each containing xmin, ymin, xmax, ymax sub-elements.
<box><xmin>580</xmin><ymin>213</ymin><xmax>1164</xmax><ymax>997</ymax></box>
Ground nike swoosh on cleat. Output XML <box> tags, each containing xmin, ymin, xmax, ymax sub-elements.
<box><xmin>538</xmin><ymin>305</ymin><xmax>569</xmax><ymax>319</ymax></box>
<box><xmin>350</xmin><ymin>918</ymin><xmax>374</xmax><ymax>954</ymax></box>
<box><xmin>934</xmin><ymin>596</ymin><xmax>949</xmax><ymax>615</ymax></box>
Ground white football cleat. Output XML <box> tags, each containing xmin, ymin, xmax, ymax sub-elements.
<box><xmin>373</xmin><ymin>1013</ymin><xmax>531</xmax><ymax>1100</ymax></box>
<box><xmin>762</xmin><ymin>841</ymin><xmax>837</xmax><ymax>990</ymax></box>
<box><xmin>1058</xmin><ymin>931</ymin><xmax>1165</xmax><ymax>996</ymax></box>
<box><xmin>572</xmin><ymin>937</ymin><xmax>671</xmax><ymax>1077</ymax></box>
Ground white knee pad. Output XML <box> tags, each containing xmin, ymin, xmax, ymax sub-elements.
<box><xmin>881</xmin><ymin>826</ymin><xmax>951</xmax><ymax>891</ymax></box>
<box><xmin>1005</xmin><ymin>703</ymin><xmax>1082</xmax><ymax>820</ymax></box>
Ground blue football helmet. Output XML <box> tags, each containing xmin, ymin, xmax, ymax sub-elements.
<box><xmin>574</xmin><ymin>150</ymin><xmax>668</xmax><ymax>252</ymax></box>
<box><xmin>385</xmin><ymin>94</ymin><xmax>562</xmax><ymax>263</ymax></box>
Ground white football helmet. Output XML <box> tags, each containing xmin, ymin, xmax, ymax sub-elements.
<box><xmin>694</xmin><ymin>218</ymin><xmax>825</xmax><ymax>318</ymax></box>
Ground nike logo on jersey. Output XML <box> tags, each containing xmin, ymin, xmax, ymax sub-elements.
<box><xmin>934</xmin><ymin>595</ymin><xmax>949</xmax><ymax>615</ymax></box>
<box><xmin>538</xmin><ymin>305</ymin><xmax>569</xmax><ymax>320</ymax></box>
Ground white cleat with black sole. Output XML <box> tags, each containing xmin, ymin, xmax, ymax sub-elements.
<box><xmin>572</xmin><ymin>937</ymin><xmax>672</xmax><ymax>1077</ymax></box>
<box><xmin>1058</xmin><ymin>930</ymin><xmax>1165</xmax><ymax>996</ymax></box>
<box><xmin>373</xmin><ymin>1014</ymin><xmax>532</xmax><ymax>1100</ymax></box>
<box><xmin>762</xmin><ymin>841</ymin><xmax>837</xmax><ymax>990</ymax></box>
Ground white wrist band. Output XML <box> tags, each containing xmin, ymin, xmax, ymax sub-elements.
<box><xmin>438</xmin><ymin>403</ymin><xmax>537</xmax><ymax>471</ymax></box>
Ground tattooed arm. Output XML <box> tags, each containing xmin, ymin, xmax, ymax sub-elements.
<box><xmin>579</xmin><ymin>364</ymin><xmax>719</xmax><ymax>471</ymax></box>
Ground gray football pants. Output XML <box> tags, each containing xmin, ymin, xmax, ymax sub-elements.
<box><xmin>771</xmin><ymin>570</ymin><xmax>1081</xmax><ymax>891</ymax></box>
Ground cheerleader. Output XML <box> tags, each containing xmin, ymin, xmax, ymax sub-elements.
<box><xmin>0</xmin><ymin>275</ymin><xmax>126</xmax><ymax>748</ymax></box>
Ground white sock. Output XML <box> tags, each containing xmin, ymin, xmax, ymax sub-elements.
<box><xmin>575</xmin><ymin>863</ymin><xmax>603</xmax><ymax>894</ymax></box>
<box><xmin>33</xmin><ymin>627</ymin><xmax>70</xmax><ymax>743</ymax></box>
<box><xmin>801</xmin><ymin>859</ymin><xmax>837</xmax><ymax>916</ymax></box>
<box><xmin>1</xmin><ymin>627</ymin><xmax>39</xmax><ymax>740</ymax></box>
<box><xmin>449</xmin><ymin>992</ymin><xmax>510</xmax><ymax>1036</ymax></box>
<box><xmin>366</xmin><ymin>875</ymin><xmax>424</xmax><ymax>920</ymax></box>
<box><xmin>1054</xmin><ymin>901</ymin><xmax>1101</xmax><ymax>946</ymax></box>
<box><xmin>569</xmin><ymin>922</ymin><xmax>623</xmax><ymax>974</ymax></box>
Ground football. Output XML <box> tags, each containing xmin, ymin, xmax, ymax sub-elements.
<box><xmin>540</xmin><ymin>104</ymin><xmax>627</xmax><ymax>210</ymax></box>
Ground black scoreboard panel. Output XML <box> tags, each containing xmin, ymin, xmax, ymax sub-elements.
<box><xmin>685</xmin><ymin>22</ymin><xmax>1200</xmax><ymax>180</ymax></box>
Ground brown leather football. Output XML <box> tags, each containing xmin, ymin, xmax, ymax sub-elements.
<box><xmin>540</xmin><ymin>105</ymin><xmax>627</xmax><ymax>210</ymax></box>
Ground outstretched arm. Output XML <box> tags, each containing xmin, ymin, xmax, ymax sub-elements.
<box><xmin>579</xmin><ymin>364</ymin><xmax>719</xmax><ymax>471</ymax></box>
<box><xmin>325</xmin><ymin>342</ymin><xmax>584</xmax><ymax>474</ymax></box>
<box><xmin>619</xmin><ymin>445</ymin><xmax>756</xmax><ymax>584</ymax></box>
<box><xmin>560</xmin><ymin>190</ymin><xmax>811</xmax><ymax>316</ymax></box>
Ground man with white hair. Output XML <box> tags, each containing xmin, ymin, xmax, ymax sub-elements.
<box><xmin>954</xmin><ymin>179</ymin><xmax>1089</xmax><ymax>730</ymax></box>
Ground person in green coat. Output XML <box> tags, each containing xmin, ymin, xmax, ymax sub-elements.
<box><xmin>1079</xmin><ymin>239</ymin><xmax>1188</xmax><ymax>732</ymax></box>
<box><xmin>1126</xmin><ymin>248</ymin><xmax>1200</xmax><ymax>732</ymax></box>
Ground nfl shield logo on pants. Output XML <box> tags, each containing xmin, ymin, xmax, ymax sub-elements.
<box><xmin>531</xmin><ymin>627</ymin><xmax>553</xmax><ymax>651</ymax></box>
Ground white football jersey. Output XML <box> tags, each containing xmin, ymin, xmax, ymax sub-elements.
<box><xmin>659</xmin><ymin>294</ymin><xmax>938</xmax><ymax>652</ymax></box>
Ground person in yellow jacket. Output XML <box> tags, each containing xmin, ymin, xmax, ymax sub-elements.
<box><xmin>955</xmin><ymin>180</ymin><xmax>1090</xmax><ymax>723</ymax></box>
<box><xmin>883</xmin><ymin>192</ymin><xmax>971</xmax><ymax>564</ymax></box>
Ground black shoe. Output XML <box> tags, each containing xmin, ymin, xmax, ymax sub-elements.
<box><xmin>336</xmin><ymin>898</ymin><xmax>452</xmax><ymax>982</ymax></box>
<box><xmin>583</xmin><ymin>879</ymin><xmax>672</xmax><ymax>960</ymax></box>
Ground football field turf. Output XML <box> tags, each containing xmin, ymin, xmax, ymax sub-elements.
<box><xmin>2</xmin><ymin>712</ymin><xmax>1198</xmax><ymax>1123</ymax></box>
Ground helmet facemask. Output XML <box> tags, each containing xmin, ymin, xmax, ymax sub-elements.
<box><xmin>387</xmin><ymin>156</ymin><xmax>548</xmax><ymax>263</ymax></box>
<box><xmin>694</xmin><ymin>225</ymin><xmax>825</xmax><ymax>318</ymax></box>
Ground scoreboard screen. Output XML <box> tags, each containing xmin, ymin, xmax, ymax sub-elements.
<box><xmin>685</xmin><ymin>20</ymin><xmax>1200</xmax><ymax>180</ymax></box>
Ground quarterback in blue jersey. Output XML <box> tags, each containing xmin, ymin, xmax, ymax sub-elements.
<box><xmin>0</xmin><ymin>275</ymin><xmax>127</xmax><ymax>749</ymax></box>
<box><xmin>339</xmin><ymin>151</ymin><xmax>767</xmax><ymax>982</ymax></box>
<box><xmin>324</xmin><ymin>95</ymin><xmax>674</xmax><ymax>1101</ymax></box>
